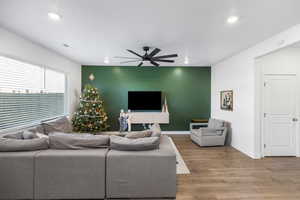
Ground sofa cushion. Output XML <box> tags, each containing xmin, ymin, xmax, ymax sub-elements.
<box><xmin>3</xmin><ymin>131</ymin><xmax>38</xmax><ymax>140</ymax></box>
<box><xmin>28</xmin><ymin>125</ymin><xmax>45</xmax><ymax>134</ymax></box>
<box><xmin>2</xmin><ymin>131</ymin><xmax>24</xmax><ymax>139</ymax></box>
<box><xmin>110</xmin><ymin>135</ymin><xmax>160</xmax><ymax>151</ymax></box>
<box><xmin>106</xmin><ymin>136</ymin><xmax>176</xmax><ymax>198</ymax></box>
<box><xmin>0</xmin><ymin>151</ymin><xmax>39</xmax><ymax>199</ymax></box>
<box><xmin>0</xmin><ymin>137</ymin><xmax>49</xmax><ymax>152</ymax></box>
<box><xmin>125</xmin><ymin>130</ymin><xmax>152</xmax><ymax>139</ymax></box>
<box><xmin>208</xmin><ymin>118</ymin><xmax>224</xmax><ymax>129</ymax></box>
<box><xmin>34</xmin><ymin>149</ymin><xmax>108</xmax><ymax>199</ymax></box>
<box><xmin>49</xmin><ymin>132</ymin><xmax>110</xmax><ymax>149</ymax></box>
<box><xmin>150</xmin><ymin>123</ymin><xmax>161</xmax><ymax>137</ymax></box>
<box><xmin>42</xmin><ymin>116</ymin><xmax>73</xmax><ymax>135</ymax></box>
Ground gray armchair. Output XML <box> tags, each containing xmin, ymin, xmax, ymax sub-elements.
<box><xmin>191</xmin><ymin>118</ymin><xmax>227</xmax><ymax>146</ymax></box>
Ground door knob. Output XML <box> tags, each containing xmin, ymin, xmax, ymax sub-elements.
<box><xmin>292</xmin><ymin>118</ymin><xmax>298</xmax><ymax>122</ymax></box>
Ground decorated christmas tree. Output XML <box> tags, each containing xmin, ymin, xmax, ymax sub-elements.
<box><xmin>72</xmin><ymin>84</ymin><xmax>109</xmax><ymax>133</ymax></box>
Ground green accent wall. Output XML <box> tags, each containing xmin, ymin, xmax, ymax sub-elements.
<box><xmin>82</xmin><ymin>66</ymin><xmax>211</xmax><ymax>131</ymax></box>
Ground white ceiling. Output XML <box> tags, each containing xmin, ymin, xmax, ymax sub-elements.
<box><xmin>0</xmin><ymin>0</ymin><xmax>300</xmax><ymax>66</ymax></box>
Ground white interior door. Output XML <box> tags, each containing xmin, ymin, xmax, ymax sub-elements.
<box><xmin>263</xmin><ymin>75</ymin><xmax>298</xmax><ymax>156</ymax></box>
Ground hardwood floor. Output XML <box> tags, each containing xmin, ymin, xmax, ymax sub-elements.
<box><xmin>171</xmin><ymin>135</ymin><xmax>300</xmax><ymax>200</ymax></box>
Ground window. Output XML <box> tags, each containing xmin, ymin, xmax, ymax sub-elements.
<box><xmin>0</xmin><ymin>56</ymin><xmax>66</xmax><ymax>130</ymax></box>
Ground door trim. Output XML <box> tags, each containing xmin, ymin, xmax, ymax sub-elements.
<box><xmin>255</xmin><ymin>57</ymin><xmax>300</xmax><ymax>158</ymax></box>
<box><xmin>262</xmin><ymin>74</ymin><xmax>297</xmax><ymax>157</ymax></box>
<box><xmin>256</xmin><ymin>67</ymin><xmax>299</xmax><ymax>158</ymax></box>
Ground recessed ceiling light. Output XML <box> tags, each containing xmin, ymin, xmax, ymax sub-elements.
<box><xmin>227</xmin><ymin>16</ymin><xmax>239</xmax><ymax>24</ymax></box>
<box><xmin>48</xmin><ymin>12</ymin><xmax>62</xmax><ymax>21</ymax></box>
<box><xmin>104</xmin><ymin>57</ymin><xmax>110</xmax><ymax>64</ymax></box>
<box><xmin>184</xmin><ymin>57</ymin><xmax>189</xmax><ymax>65</ymax></box>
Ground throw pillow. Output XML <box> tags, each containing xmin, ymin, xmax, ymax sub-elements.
<box><xmin>125</xmin><ymin>130</ymin><xmax>152</xmax><ymax>139</ymax></box>
<box><xmin>110</xmin><ymin>135</ymin><xmax>160</xmax><ymax>151</ymax></box>
<box><xmin>208</xmin><ymin>118</ymin><xmax>224</xmax><ymax>129</ymax></box>
<box><xmin>36</xmin><ymin>133</ymin><xmax>49</xmax><ymax>139</ymax></box>
<box><xmin>22</xmin><ymin>131</ymin><xmax>38</xmax><ymax>140</ymax></box>
<box><xmin>150</xmin><ymin>123</ymin><xmax>161</xmax><ymax>137</ymax></box>
<box><xmin>28</xmin><ymin>125</ymin><xmax>45</xmax><ymax>134</ymax></box>
<box><xmin>3</xmin><ymin>131</ymin><xmax>24</xmax><ymax>139</ymax></box>
<box><xmin>42</xmin><ymin>116</ymin><xmax>73</xmax><ymax>135</ymax></box>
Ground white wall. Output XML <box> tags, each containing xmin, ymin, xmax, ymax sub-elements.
<box><xmin>0</xmin><ymin>27</ymin><xmax>81</xmax><ymax>114</ymax></box>
<box><xmin>258</xmin><ymin>47</ymin><xmax>300</xmax><ymax>75</ymax></box>
<box><xmin>211</xmin><ymin>24</ymin><xmax>300</xmax><ymax>158</ymax></box>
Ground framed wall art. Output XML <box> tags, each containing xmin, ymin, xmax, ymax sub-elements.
<box><xmin>220</xmin><ymin>90</ymin><xmax>233</xmax><ymax>111</ymax></box>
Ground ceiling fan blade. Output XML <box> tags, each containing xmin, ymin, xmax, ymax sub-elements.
<box><xmin>114</xmin><ymin>56</ymin><xmax>141</xmax><ymax>59</ymax></box>
<box><xmin>137</xmin><ymin>62</ymin><xmax>143</xmax><ymax>67</ymax></box>
<box><xmin>153</xmin><ymin>54</ymin><xmax>178</xmax><ymax>59</ymax></box>
<box><xmin>120</xmin><ymin>60</ymin><xmax>141</xmax><ymax>64</ymax></box>
<box><xmin>150</xmin><ymin>60</ymin><xmax>160</xmax><ymax>67</ymax></box>
<box><xmin>153</xmin><ymin>59</ymin><xmax>175</xmax><ymax>63</ymax></box>
<box><xmin>127</xmin><ymin>49</ymin><xmax>143</xmax><ymax>58</ymax></box>
<box><xmin>148</xmin><ymin>48</ymin><xmax>161</xmax><ymax>58</ymax></box>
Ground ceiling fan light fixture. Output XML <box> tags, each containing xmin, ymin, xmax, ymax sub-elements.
<box><xmin>119</xmin><ymin>47</ymin><xmax>178</xmax><ymax>67</ymax></box>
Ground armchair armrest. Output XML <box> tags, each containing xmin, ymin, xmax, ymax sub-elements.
<box><xmin>197</xmin><ymin>127</ymin><xmax>227</xmax><ymax>136</ymax></box>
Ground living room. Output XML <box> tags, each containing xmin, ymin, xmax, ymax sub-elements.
<box><xmin>1</xmin><ymin>0</ymin><xmax>300</xmax><ymax>199</ymax></box>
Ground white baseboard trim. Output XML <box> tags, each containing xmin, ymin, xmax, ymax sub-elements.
<box><xmin>162</xmin><ymin>131</ymin><xmax>190</xmax><ymax>135</ymax></box>
<box><xmin>231</xmin><ymin>143</ymin><xmax>258</xmax><ymax>159</ymax></box>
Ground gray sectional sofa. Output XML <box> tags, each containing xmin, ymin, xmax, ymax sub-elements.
<box><xmin>0</xmin><ymin>122</ymin><xmax>176</xmax><ymax>200</ymax></box>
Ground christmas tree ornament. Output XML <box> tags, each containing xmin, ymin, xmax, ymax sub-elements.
<box><xmin>89</xmin><ymin>73</ymin><xmax>95</xmax><ymax>81</ymax></box>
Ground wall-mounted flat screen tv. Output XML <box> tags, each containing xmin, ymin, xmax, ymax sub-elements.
<box><xmin>128</xmin><ymin>91</ymin><xmax>162</xmax><ymax>111</ymax></box>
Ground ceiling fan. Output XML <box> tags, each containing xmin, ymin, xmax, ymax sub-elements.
<box><xmin>115</xmin><ymin>46</ymin><xmax>178</xmax><ymax>67</ymax></box>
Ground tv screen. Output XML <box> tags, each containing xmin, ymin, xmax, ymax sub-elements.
<box><xmin>128</xmin><ymin>91</ymin><xmax>162</xmax><ymax>111</ymax></box>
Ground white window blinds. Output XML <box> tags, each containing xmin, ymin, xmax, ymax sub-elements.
<box><xmin>0</xmin><ymin>56</ymin><xmax>66</xmax><ymax>130</ymax></box>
